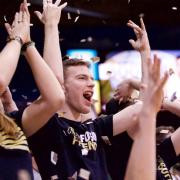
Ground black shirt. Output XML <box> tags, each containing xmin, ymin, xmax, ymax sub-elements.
<box><xmin>0</xmin><ymin>111</ymin><xmax>33</xmax><ymax>180</ymax></box>
<box><xmin>27</xmin><ymin>113</ymin><xmax>113</xmax><ymax>180</ymax></box>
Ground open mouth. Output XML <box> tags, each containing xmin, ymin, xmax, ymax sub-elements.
<box><xmin>83</xmin><ymin>91</ymin><xmax>93</xmax><ymax>102</ymax></box>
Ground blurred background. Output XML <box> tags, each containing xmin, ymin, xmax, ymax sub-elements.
<box><xmin>1</xmin><ymin>0</ymin><xmax>180</xmax><ymax>113</ymax></box>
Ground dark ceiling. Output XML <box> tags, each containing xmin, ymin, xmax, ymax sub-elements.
<box><xmin>0</xmin><ymin>0</ymin><xmax>180</xmax><ymax>27</ymax></box>
<box><xmin>1</xmin><ymin>0</ymin><xmax>180</xmax><ymax>101</ymax></box>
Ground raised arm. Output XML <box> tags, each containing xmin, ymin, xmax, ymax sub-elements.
<box><xmin>125</xmin><ymin>55</ymin><xmax>168</xmax><ymax>180</ymax></box>
<box><xmin>127</xmin><ymin>18</ymin><xmax>151</xmax><ymax>84</ymax></box>
<box><xmin>162</xmin><ymin>98</ymin><xmax>180</xmax><ymax>117</ymax></box>
<box><xmin>16</xmin><ymin>1</ymin><xmax>65</xmax><ymax>137</ymax></box>
<box><xmin>34</xmin><ymin>0</ymin><xmax>67</xmax><ymax>85</ymax></box>
<box><xmin>0</xmin><ymin>9</ymin><xmax>29</xmax><ymax>93</ymax></box>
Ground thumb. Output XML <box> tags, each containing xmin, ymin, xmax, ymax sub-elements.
<box><xmin>129</xmin><ymin>39</ymin><xmax>136</xmax><ymax>48</ymax></box>
<box><xmin>34</xmin><ymin>11</ymin><xmax>42</xmax><ymax>21</ymax></box>
<box><xmin>4</xmin><ymin>23</ymin><xmax>12</xmax><ymax>36</ymax></box>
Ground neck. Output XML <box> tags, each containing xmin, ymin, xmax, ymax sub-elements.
<box><xmin>57</xmin><ymin>103</ymin><xmax>82</xmax><ymax>122</ymax></box>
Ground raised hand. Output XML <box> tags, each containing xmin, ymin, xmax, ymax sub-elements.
<box><xmin>34</xmin><ymin>0</ymin><xmax>67</xmax><ymax>25</ymax></box>
<box><xmin>113</xmin><ymin>80</ymin><xmax>133</xmax><ymax>103</ymax></box>
<box><xmin>5</xmin><ymin>0</ymin><xmax>31</xmax><ymax>44</ymax></box>
<box><xmin>127</xmin><ymin>18</ymin><xmax>150</xmax><ymax>52</ymax></box>
<box><xmin>141</xmin><ymin>55</ymin><xmax>168</xmax><ymax>113</ymax></box>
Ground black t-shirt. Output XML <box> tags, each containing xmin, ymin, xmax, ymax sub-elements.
<box><xmin>157</xmin><ymin>137</ymin><xmax>180</xmax><ymax>180</ymax></box>
<box><xmin>27</xmin><ymin>113</ymin><xmax>113</xmax><ymax>180</ymax></box>
<box><xmin>104</xmin><ymin>133</ymin><xmax>179</xmax><ymax>180</ymax></box>
<box><xmin>0</xmin><ymin>111</ymin><xmax>33</xmax><ymax>180</ymax></box>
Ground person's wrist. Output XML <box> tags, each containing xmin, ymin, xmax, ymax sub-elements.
<box><xmin>140</xmin><ymin>48</ymin><xmax>150</xmax><ymax>54</ymax></box>
<box><xmin>21</xmin><ymin>41</ymin><xmax>35</xmax><ymax>54</ymax></box>
<box><xmin>44</xmin><ymin>21</ymin><xmax>58</xmax><ymax>27</ymax></box>
<box><xmin>7</xmin><ymin>36</ymin><xmax>23</xmax><ymax>47</ymax></box>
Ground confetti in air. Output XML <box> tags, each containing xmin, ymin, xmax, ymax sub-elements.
<box><xmin>106</xmin><ymin>71</ymin><xmax>112</xmax><ymax>78</ymax></box>
<box><xmin>21</xmin><ymin>95</ymin><xmax>28</xmax><ymax>100</ymax></box>
<box><xmin>79</xmin><ymin>168</ymin><xmax>90</xmax><ymax>179</ymax></box>
<box><xmin>87</xmin><ymin>37</ymin><xmax>93</xmax><ymax>42</ymax></box>
<box><xmin>91</xmin><ymin>57</ymin><xmax>100</xmax><ymax>63</ymax></box>
<box><xmin>80</xmin><ymin>39</ymin><xmax>87</xmax><ymax>43</ymax></box>
<box><xmin>59</xmin><ymin>38</ymin><xmax>64</xmax><ymax>42</ymax></box>
<box><xmin>67</xmin><ymin>12</ymin><xmax>71</xmax><ymax>20</ymax></box>
<box><xmin>12</xmin><ymin>89</ymin><xmax>17</xmax><ymax>93</ymax></box>
<box><xmin>74</xmin><ymin>16</ymin><xmax>80</xmax><ymax>23</ymax></box>
<box><xmin>32</xmin><ymin>89</ymin><xmax>37</xmax><ymax>93</ymax></box>
<box><xmin>3</xmin><ymin>15</ymin><xmax>7</xmax><ymax>22</ymax></box>
<box><xmin>76</xmin><ymin>9</ymin><xmax>80</xmax><ymax>15</ymax></box>
<box><xmin>106</xmin><ymin>70</ymin><xmax>112</xmax><ymax>75</ymax></box>
<box><xmin>160</xmin><ymin>130</ymin><xmax>169</xmax><ymax>134</ymax></box>
<box><xmin>172</xmin><ymin>7</ymin><xmax>178</xmax><ymax>11</ymax></box>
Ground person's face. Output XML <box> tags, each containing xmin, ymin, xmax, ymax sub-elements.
<box><xmin>64</xmin><ymin>65</ymin><xmax>94</xmax><ymax>114</ymax></box>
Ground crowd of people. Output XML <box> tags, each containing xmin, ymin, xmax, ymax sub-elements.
<box><xmin>0</xmin><ymin>0</ymin><xmax>179</xmax><ymax>180</ymax></box>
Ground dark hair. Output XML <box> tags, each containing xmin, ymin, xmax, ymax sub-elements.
<box><xmin>62</xmin><ymin>56</ymin><xmax>90</xmax><ymax>78</ymax></box>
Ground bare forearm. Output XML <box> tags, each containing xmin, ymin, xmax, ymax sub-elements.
<box><xmin>113</xmin><ymin>103</ymin><xmax>142</xmax><ymax>136</ymax></box>
<box><xmin>25</xmin><ymin>46</ymin><xmax>64</xmax><ymax>105</ymax></box>
<box><xmin>163</xmin><ymin>100</ymin><xmax>180</xmax><ymax>117</ymax></box>
<box><xmin>125</xmin><ymin>113</ymin><xmax>156</xmax><ymax>180</ymax></box>
<box><xmin>0</xmin><ymin>41</ymin><xmax>21</xmax><ymax>92</ymax></box>
<box><xmin>140</xmin><ymin>49</ymin><xmax>151</xmax><ymax>83</ymax></box>
<box><xmin>129</xmin><ymin>78</ymin><xmax>141</xmax><ymax>91</ymax></box>
<box><xmin>43</xmin><ymin>24</ymin><xmax>64</xmax><ymax>84</ymax></box>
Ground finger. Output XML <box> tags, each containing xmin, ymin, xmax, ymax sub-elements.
<box><xmin>47</xmin><ymin>0</ymin><xmax>52</xmax><ymax>4</ymax></box>
<box><xmin>140</xmin><ymin>17</ymin><xmax>146</xmax><ymax>31</ymax></box>
<box><xmin>4</xmin><ymin>23</ymin><xmax>12</xmax><ymax>35</ymax></box>
<box><xmin>155</xmin><ymin>55</ymin><xmax>161</xmax><ymax>79</ymax></box>
<box><xmin>23</xmin><ymin>1</ymin><xmax>30</xmax><ymax>16</ymax></box>
<box><xmin>118</xmin><ymin>97</ymin><xmax>123</xmax><ymax>104</ymax></box>
<box><xmin>20</xmin><ymin>3</ymin><xmax>24</xmax><ymax>11</ymax></box>
<box><xmin>55</xmin><ymin>0</ymin><xmax>61</xmax><ymax>6</ymax></box>
<box><xmin>59</xmin><ymin>2</ymin><xmax>67</xmax><ymax>9</ymax></box>
<box><xmin>159</xmin><ymin>72</ymin><xmax>169</xmax><ymax>90</ymax></box>
<box><xmin>13</xmin><ymin>12</ymin><xmax>19</xmax><ymax>26</ymax></box>
<box><xmin>129</xmin><ymin>39</ymin><xmax>136</xmax><ymax>48</ymax></box>
<box><xmin>22</xmin><ymin>11</ymin><xmax>29</xmax><ymax>24</ymax></box>
<box><xmin>18</xmin><ymin>10</ymin><xmax>23</xmax><ymax>22</ymax></box>
<box><xmin>145</xmin><ymin>57</ymin><xmax>152</xmax><ymax>78</ymax></box>
<box><xmin>127</xmin><ymin>22</ymin><xmax>142</xmax><ymax>36</ymax></box>
<box><xmin>34</xmin><ymin>11</ymin><xmax>42</xmax><ymax>20</ymax></box>
<box><xmin>43</xmin><ymin>0</ymin><xmax>47</xmax><ymax>8</ymax></box>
